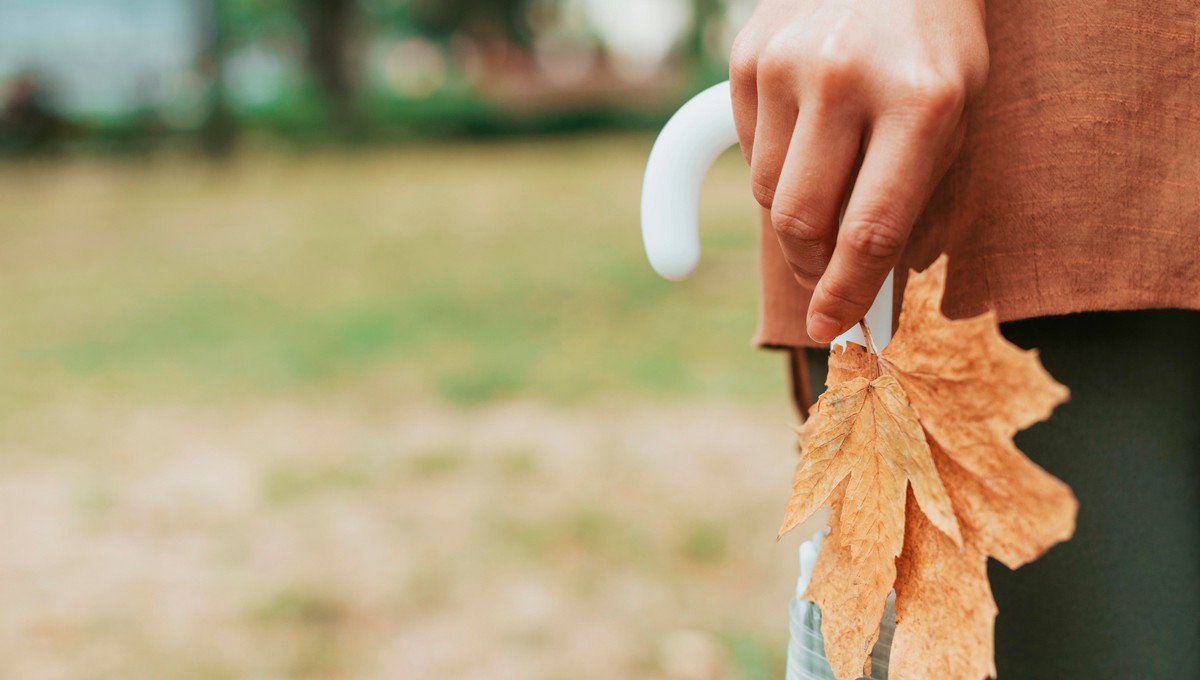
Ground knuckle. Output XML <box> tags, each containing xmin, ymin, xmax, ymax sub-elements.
<box><xmin>844</xmin><ymin>212</ymin><xmax>908</xmax><ymax>262</ymax></box>
<box><xmin>804</xmin><ymin>17</ymin><xmax>864</xmax><ymax>95</ymax></box>
<box><xmin>771</xmin><ymin>204</ymin><xmax>826</xmax><ymax>247</ymax></box>
<box><xmin>756</xmin><ymin>47</ymin><xmax>794</xmax><ymax>87</ymax></box>
<box><xmin>808</xmin><ymin>51</ymin><xmax>862</xmax><ymax>93</ymax></box>
<box><xmin>901</xmin><ymin>72</ymin><xmax>967</xmax><ymax>121</ymax></box>
<box><xmin>772</xmin><ymin>204</ymin><xmax>830</xmax><ymax>283</ymax></box>
<box><xmin>729</xmin><ymin>42</ymin><xmax>757</xmax><ymax>85</ymax></box>
<box><xmin>820</xmin><ymin>278</ymin><xmax>872</xmax><ymax>311</ymax></box>
<box><xmin>751</xmin><ymin>177</ymin><xmax>776</xmax><ymax>208</ymax></box>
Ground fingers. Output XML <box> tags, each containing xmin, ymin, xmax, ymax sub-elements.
<box><xmin>729</xmin><ymin>2</ymin><xmax>798</xmax><ymax>165</ymax></box>
<box><xmin>729</xmin><ymin>38</ymin><xmax>760</xmax><ymax>165</ymax></box>
<box><xmin>728</xmin><ymin>0</ymin><xmax>981</xmax><ymax>345</ymax></box>
<box><xmin>770</xmin><ymin>101</ymin><xmax>865</xmax><ymax>289</ymax></box>
<box><xmin>805</xmin><ymin>119</ymin><xmax>940</xmax><ymax>343</ymax></box>
<box><xmin>749</xmin><ymin>71</ymin><xmax>798</xmax><ymax>209</ymax></box>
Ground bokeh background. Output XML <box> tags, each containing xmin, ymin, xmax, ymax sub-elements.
<box><xmin>0</xmin><ymin>2</ymin><xmax>808</xmax><ymax>678</ymax></box>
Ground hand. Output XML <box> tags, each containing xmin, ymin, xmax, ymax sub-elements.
<box><xmin>731</xmin><ymin>0</ymin><xmax>988</xmax><ymax>343</ymax></box>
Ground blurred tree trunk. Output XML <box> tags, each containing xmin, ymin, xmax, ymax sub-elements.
<box><xmin>300</xmin><ymin>0</ymin><xmax>359</xmax><ymax>132</ymax></box>
<box><xmin>197</xmin><ymin>0</ymin><xmax>236</xmax><ymax>156</ymax></box>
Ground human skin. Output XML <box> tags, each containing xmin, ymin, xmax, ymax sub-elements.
<box><xmin>731</xmin><ymin>0</ymin><xmax>989</xmax><ymax>343</ymax></box>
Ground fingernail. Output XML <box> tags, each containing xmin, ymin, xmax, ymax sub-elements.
<box><xmin>808</xmin><ymin>314</ymin><xmax>841</xmax><ymax>344</ymax></box>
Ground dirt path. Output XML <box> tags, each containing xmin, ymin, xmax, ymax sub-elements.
<box><xmin>0</xmin><ymin>397</ymin><xmax>806</xmax><ymax>680</ymax></box>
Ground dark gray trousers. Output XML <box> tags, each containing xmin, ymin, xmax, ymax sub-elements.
<box><xmin>800</xmin><ymin>310</ymin><xmax>1200</xmax><ymax>678</ymax></box>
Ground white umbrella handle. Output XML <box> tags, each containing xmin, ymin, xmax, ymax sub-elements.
<box><xmin>640</xmin><ymin>80</ymin><xmax>893</xmax><ymax>350</ymax></box>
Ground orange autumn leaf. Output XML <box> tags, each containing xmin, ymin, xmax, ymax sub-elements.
<box><xmin>779</xmin><ymin>375</ymin><xmax>961</xmax><ymax>544</ymax></box>
<box><xmin>803</xmin><ymin>479</ymin><xmax>881</xmax><ymax>680</ymax></box>
<box><xmin>886</xmin><ymin>256</ymin><xmax>1076</xmax><ymax>680</ymax></box>
<box><xmin>782</xmin><ymin>254</ymin><xmax>1076</xmax><ymax>680</ymax></box>
<box><xmin>891</xmin><ymin>482</ymin><xmax>997</xmax><ymax>680</ymax></box>
<box><xmin>826</xmin><ymin>341</ymin><xmax>876</xmax><ymax>387</ymax></box>
<box><xmin>882</xmin><ymin>256</ymin><xmax>1076</xmax><ymax>569</ymax></box>
<box><xmin>780</xmin><ymin>374</ymin><xmax>961</xmax><ymax>679</ymax></box>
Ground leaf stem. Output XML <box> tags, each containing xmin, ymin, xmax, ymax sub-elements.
<box><xmin>859</xmin><ymin>319</ymin><xmax>887</xmax><ymax>378</ymax></box>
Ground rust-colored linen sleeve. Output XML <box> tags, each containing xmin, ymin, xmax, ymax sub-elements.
<box><xmin>757</xmin><ymin>0</ymin><xmax>1200</xmax><ymax>349</ymax></box>
<box><xmin>754</xmin><ymin>207</ymin><xmax>819</xmax><ymax>347</ymax></box>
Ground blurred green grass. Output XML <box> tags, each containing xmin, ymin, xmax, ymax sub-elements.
<box><xmin>0</xmin><ymin>136</ymin><xmax>800</xmax><ymax>680</ymax></box>
<box><xmin>0</xmin><ymin>135</ymin><xmax>783</xmax><ymax>412</ymax></box>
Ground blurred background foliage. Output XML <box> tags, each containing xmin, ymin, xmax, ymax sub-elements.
<box><xmin>0</xmin><ymin>0</ymin><xmax>751</xmax><ymax>155</ymax></box>
<box><xmin>0</xmin><ymin>0</ymin><xmax>782</xmax><ymax>411</ymax></box>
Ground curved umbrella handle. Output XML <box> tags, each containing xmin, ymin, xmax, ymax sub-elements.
<box><xmin>640</xmin><ymin>80</ymin><xmax>893</xmax><ymax>349</ymax></box>
<box><xmin>641</xmin><ymin>82</ymin><xmax>739</xmax><ymax>281</ymax></box>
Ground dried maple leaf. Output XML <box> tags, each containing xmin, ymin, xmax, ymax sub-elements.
<box><xmin>802</xmin><ymin>479</ymin><xmax>878</xmax><ymax>679</ymax></box>
<box><xmin>891</xmin><ymin>482</ymin><xmax>997</xmax><ymax>680</ymax></box>
<box><xmin>882</xmin><ymin>256</ymin><xmax>1076</xmax><ymax>569</ymax></box>
<box><xmin>782</xmin><ymin>254</ymin><xmax>1076</xmax><ymax>680</ymax></box>
<box><xmin>780</xmin><ymin>372</ymin><xmax>960</xmax><ymax>679</ymax></box>
<box><xmin>885</xmin><ymin>256</ymin><xmax>1076</xmax><ymax>679</ymax></box>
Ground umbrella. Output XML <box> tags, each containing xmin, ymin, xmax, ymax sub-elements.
<box><xmin>640</xmin><ymin>81</ymin><xmax>897</xmax><ymax>680</ymax></box>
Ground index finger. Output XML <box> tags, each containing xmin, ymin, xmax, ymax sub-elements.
<box><xmin>805</xmin><ymin>121</ymin><xmax>939</xmax><ymax>343</ymax></box>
